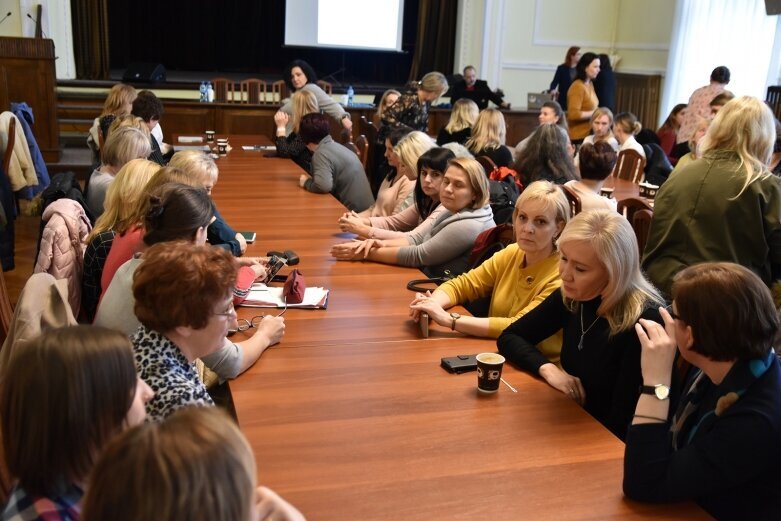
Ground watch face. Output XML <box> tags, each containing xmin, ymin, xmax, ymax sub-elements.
<box><xmin>654</xmin><ymin>385</ymin><xmax>670</xmax><ymax>400</ymax></box>
<box><xmin>451</xmin><ymin>313</ymin><xmax>461</xmax><ymax>320</ymax></box>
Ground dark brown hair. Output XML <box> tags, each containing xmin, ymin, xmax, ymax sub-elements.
<box><xmin>131</xmin><ymin>90</ymin><xmax>164</xmax><ymax>122</ymax></box>
<box><xmin>299</xmin><ymin>113</ymin><xmax>332</xmax><ymax>145</ymax></box>
<box><xmin>672</xmin><ymin>262</ymin><xmax>779</xmax><ymax>361</ymax></box>
<box><xmin>578</xmin><ymin>142</ymin><xmax>617</xmax><ymax>181</ymax></box>
<box><xmin>0</xmin><ymin>326</ymin><xmax>137</xmax><ymax>497</ymax></box>
<box><xmin>82</xmin><ymin>407</ymin><xmax>256</xmax><ymax>521</ymax></box>
<box><xmin>575</xmin><ymin>52</ymin><xmax>599</xmax><ymax>81</ymax></box>
<box><xmin>134</xmin><ymin>241</ymin><xmax>237</xmax><ymax>332</ymax></box>
<box><xmin>143</xmin><ymin>183</ymin><xmax>214</xmax><ymax>246</ymax></box>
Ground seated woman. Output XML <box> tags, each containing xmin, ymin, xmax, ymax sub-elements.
<box><xmin>373</xmin><ymin>88</ymin><xmax>401</xmax><ymax>128</ymax></box>
<box><xmin>565</xmin><ymin>141</ymin><xmax>618</xmax><ymax>212</ymax></box>
<box><xmin>357</xmin><ymin>130</ymin><xmax>426</xmax><ymax>218</ymax></box>
<box><xmin>409</xmin><ymin>181</ymin><xmax>569</xmax><ymax>346</ymax></box>
<box><xmin>514</xmin><ymin>100</ymin><xmax>568</xmax><ymax>161</ymax></box>
<box><xmin>656</xmin><ymin>103</ymin><xmax>687</xmax><ymax>165</ymax></box>
<box><xmin>0</xmin><ymin>326</ymin><xmax>153</xmax><ymax>518</ymax></box>
<box><xmin>86</xmin><ymin>125</ymin><xmax>151</xmax><ymax>218</ymax></box>
<box><xmin>567</xmin><ymin>52</ymin><xmax>600</xmax><ymax>144</ymax></box>
<box><xmin>498</xmin><ymin>210</ymin><xmax>664</xmax><ymax>440</ymax></box>
<box><xmin>273</xmin><ymin>89</ymin><xmax>318</xmax><ymax>173</ymax></box>
<box><xmin>339</xmin><ymin>148</ymin><xmax>454</xmax><ymax>239</ymax></box>
<box><xmin>624</xmin><ymin>262</ymin><xmax>781</xmax><ymax>520</ymax></box>
<box><xmin>91</xmin><ymin>83</ymin><xmax>137</xmax><ymax>151</ymax></box>
<box><xmin>131</xmin><ymin>240</ymin><xmax>238</xmax><ymax>421</ymax></box>
<box><xmin>83</xmin><ymin>407</ymin><xmax>306</xmax><ymax>521</ymax></box>
<box><xmin>131</xmin><ymin>90</ymin><xmax>171</xmax><ymax>166</ymax></box>
<box><xmin>95</xmin><ymin>184</ymin><xmax>279</xmax><ymax>384</ymax></box>
<box><xmin>613</xmin><ymin>112</ymin><xmax>646</xmax><ymax>159</ymax></box>
<box><xmin>278</xmin><ymin>59</ymin><xmax>351</xmax><ymax>133</ymax></box>
<box><xmin>379</xmin><ymin>71</ymin><xmax>448</xmax><ymax>143</ymax></box>
<box><xmin>465</xmin><ymin>107</ymin><xmax>513</xmax><ymax>167</ymax></box>
<box><xmin>514</xmin><ymin>124</ymin><xmax>578</xmax><ymax>186</ymax></box>
<box><xmin>437</xmin><ymin>98</ymin><xmax>479</xmax><ymax>146</ymax></box>
<box><xmin>581</xmin><ymin>107</ymin><xmax>619</xmax><ymax>151</ymax></box>
<box><xmin>96</xmin><ymin>158</ymin><xmax>160</xmax><ymax>296</ymax></box>
<box><xmin>331</xmin><ymin>157</ymin><xmax>494</xmax><ymax>278</ymax></box>
<box><xmin>169</xmin><ymin>149</ymin><xmax>247</xmax><ymax>255</ymax></box>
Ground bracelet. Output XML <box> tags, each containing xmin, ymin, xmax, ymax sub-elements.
<box><xmin>633</xmin><ymin>414</ymin><xmax>667</xmax><ymax>423</ymax></box>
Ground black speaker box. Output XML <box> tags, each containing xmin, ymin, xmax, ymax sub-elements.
<box><xmin>122</xmin><ymin>62</ymin><xmax>166</xmax><ymax>83</ymax></box>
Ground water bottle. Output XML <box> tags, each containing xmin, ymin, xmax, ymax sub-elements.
<box><xmin>206</xmin><ymin>82</ymin><xmax>215</xmax><ymax>103</ymax></box>
<box><xmin>199</xmin><ymin>81</ymin><xmax>207</xmax><ymax>102</ymax></box>
<box><xmin>347</xmin><ymin>85</ymin><xmax>354</xmax><ymax>107</ymax></box>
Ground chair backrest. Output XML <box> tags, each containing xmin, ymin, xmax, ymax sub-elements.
<box><xmin>560</xmin><ymin>184</ymin><xmax>582</xmax><ymax>216</ymax></box>
<box><xmin>2</xmin><ymin>116</ymin><xmax>16</xmax><ymax>176</ymax></box>
<box><xmin>355</xmin><ymin>134</ymin><xmax>369</xmax><ymax>170</ymax></box>
<box><xmin>358</xmin><ymin>115</ymin><xmax>378</xmax><ymax>174</ymax></box>
<box><xmin>343</xmin><ymin>140</ymin><xmax>360</xmax><ymax>158</ymax></box>
<box><xmin>613</xmin><ymin>149</ymin><xmax>646</xmax><ymax>184</ymax></box>
<box><xmin>617</xmin><ymin>197</ymin><xmax>654</xmax><ymax>253</ymax></box>
<box><xmin>316</xmin><ymin>80</ymin><xmax>333</xmax><ymax>95</ymax></box>
<box><xmin>211</xmin><ymin>78</ymin><xmax>236</xmax><ymax>103</ymax></box>
<box><xmin>271</xmin><ymin>80</ymin><xmax>288</xmax><ymax>103</ymax></box>
<box><xmin>240</xmin><ymin>79</ymin><xmax>268</xmax><ymax>105</ymax></box>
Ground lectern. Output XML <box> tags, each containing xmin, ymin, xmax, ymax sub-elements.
<box><xmin>0</xmin><ymin>37</ymin><xmax>59</xmax><ymax>162</ymax></box>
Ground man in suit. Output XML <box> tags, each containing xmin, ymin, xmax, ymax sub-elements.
<box><xmin>450</xmin><ymin>66</ymin><xmax>511</xmax><ymax>110</ymax></box>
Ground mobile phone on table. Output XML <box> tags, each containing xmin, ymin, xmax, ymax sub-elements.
<box><xmin>238</xmin><ymin>231</ymin><xmax>256</xmax><ymax>243</ymax></box>
<box><xmin>267</xmin><ymin>255</ymin><xmax>288</xmax><ymax>280</ymax></box>
<box><xmin>440</xmin><ymin>354</ymin><xmax>479</xmax><ymax>374</ymax></box>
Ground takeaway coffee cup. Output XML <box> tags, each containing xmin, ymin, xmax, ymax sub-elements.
<box><xmin>600</xmin><ymin>187</ymin><xmax>614</xmax><ymax>199</ymax></box>
<box><xmin>205</xmin><ymin>130</ymin><xmax>215</xmax><ymax>142</ymax></box>
<box><xmin>476</xmin><ymin>353</ymin><xmax>505</xmax><ymax>393</ymax></box>
<box><xmin>217</xmin><ymin>142</ymin><xmax>228</xmax><ymax>156</ymax></box>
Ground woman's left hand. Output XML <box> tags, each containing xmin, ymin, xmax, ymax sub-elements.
<box><xmin>634</xmin><ymin>307</ymin><xmax>678</xmax><ymax>384</ymax></box>
<box><xmin>409</xmin><ymin>291</ymin><xmax>449</xmax><ymax>325</ymax></box>
<box><xmin>330</xmin><ymin>241</ymin><xmax>365</xmax><ymax>261</ymax></box>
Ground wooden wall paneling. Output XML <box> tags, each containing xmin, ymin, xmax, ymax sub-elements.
<box><xmin>615</xmin><ymin>73</ymin><xmax>661</xmax><ymax>132</ymax></box>
<box><xmin>218</xmin><ymin>107</ymin><xmax>278</xmax><ymax>136</ymax></box>
<box><xmin>162</xmin><ymin>103</ymin><xmax>216</xmax><ymax>136</ymax></box>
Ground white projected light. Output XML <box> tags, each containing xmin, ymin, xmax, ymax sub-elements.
<box><xmin>285</xmin><ymin>0</ymin><xmax>404</xmax><ymax>52</ymax></box>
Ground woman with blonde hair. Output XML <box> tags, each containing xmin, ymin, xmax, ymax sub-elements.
<box><xmin>393</xmin><ymin>131</ymin><xmax>436</xmax><ymax>183</ymax></box>
<box><xmin>613</xmin><ymin>112</ymin><xmax>645</xmax><ymax>159</ymax></box>
<box><xmin>581</xmin><ymin>107</ymin><xmax>618</xmax><ymax>151</ymax></box>
<box><xmin>379</xmin><ymin>71</ymin><xmax>448</xmax><ymax>143</ymax></box>
<box><xmin>465</xmin><ymin>108</ymin><xmax>513</xmax><ymax>167</ymax></box>
<box><xmin>499</xmin><ymin>210</ymin><xmax>664</xmax><ymax>440</ymax></box>
<box><xmin>86</xmin><ymin>126</ymin><xmax>152</xmax><ymax>219</ymax></box>
<box><xmin>83</xmin><ymin>407</ymin><xmax>306</xmax><ymax>521</ymax></box>
<box><xmin>95</xmin><ymin>83</ymin><xmax>137</xmax><ymax>142</ymax></box>
<box><xmin>643</xmin><ymin>96</ymin><xmax>781</xmax><ymax>298</ymax></box>
<box><xmin>437</xmin><ymin>98</ymin><xmax>479</xmax><ymax>146</ymax></box>
<box><xmin>168</xmin><ymin>150</ymin><xmax>246</xmax><ymax>255</ymax></box>
<box><xmin>274</xmin><ymin>89</ymin><xmax>319</xmax><ymax>172</ymax></box>
<box><xmin>374</xmin><ymin>88</ymin><xmax>401</xmax><ymax>127</ymax></box>
<box><xmin>410</xmin><ymin>181</ymin><xmax>569</xmax><ymax>345</ymax></box>
<box><xmin>1</xmin><ymin>326</ymin><xmax>153</xmax><ymax>519</ymax></box>
<box><xmin>332</xmin><ymin>157</ymin><xmax>494</xmax><ymax>278</ymax></box>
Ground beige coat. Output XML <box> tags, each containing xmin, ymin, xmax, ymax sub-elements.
<box><xmin>0</xmin><ymin>111</ymin><xmax>37</xmax><ymax>191</ymax></box>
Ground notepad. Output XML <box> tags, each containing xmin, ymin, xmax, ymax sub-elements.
<box><xmin>242</xmin><ymin>145</ymin><xmax>276</xmax><ymax>152</ymax></box>
<box><xmin>178</xmin><ymin>136</ymin><xmax>204</xmax><ymax>143</ymax></box>
<box><xmin>173</xmin><ymin>144</ymin><xmax>211</xmax><ymax>152</ymax></box>
<box><xmin>242</xmin><ymin>283</ymin><xmax>329</xmax><ymax>309</ymax></box>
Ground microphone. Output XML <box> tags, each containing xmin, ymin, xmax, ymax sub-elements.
<box><xmin>26</xmin><ymin>13</ymin><xmax>46</xmax><ymax>38</ymax></box>
<box><xmin>0</xmin><ymin>12</ymin><xmax>11</xmax><ymax>26</ymax></box>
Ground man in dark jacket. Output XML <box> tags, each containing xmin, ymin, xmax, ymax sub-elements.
<box><xmin>450</xmin><ymin>66</ymin><xmax>511</xmax><ymax>110</ymax></box>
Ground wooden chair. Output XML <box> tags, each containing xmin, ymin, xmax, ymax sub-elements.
<box><xmin>316</xmin><ymin>80</ymin><xmax>333</xmax><ymax>95</ymax></box>
<box><xmin>343</xmin><ymin>140</ymin><xmax>360</xmax><ymax>159</ymax></box>
<box><xmin>355</xmin><ymin>134</ymin><xmax>369</xmax><ymax>171</ymax></box>
<box><xmin>210</xmin><ymin>77</ymin><xmax>237</xmax><ymax>103</ymax></box>
<box><xmin>240</xmin><ymin>79</ymin><xmax>268</xmax><ymax>105</ymax></box>
<box><xmin>358</xmin><ymin>116</ymin><xmax>378</xmax><ymax>174</ymax></box>
<box><xmin>617</xmin><ymin>197</ymin><xmax>654</xmax><ymax>253</ymax></box>
<box><xmin>612</xmin><ymin>149</ymin><xmax>646</xmax><ymax>184</ymax></box>
<box><xmin>271</xmin><ymin>80</ymin><xmax>288</xmax><ymax>103</ymax></box>
<box><xmin>560</xmin><ymin>184</ymin><xmax>582</xmax><ymax>216</ymax></box>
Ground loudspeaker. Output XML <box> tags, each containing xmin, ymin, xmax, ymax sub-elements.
<box><xmin>766</xmin><ymin>0</ymin><xmax>781</xmax><ymax>15</ymax></box>
<box><xmin>122</xmin><ymin>62</ymin><xmax>166</xmax><ymax>83</ymax></box>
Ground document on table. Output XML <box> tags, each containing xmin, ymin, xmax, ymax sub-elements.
<box><xmin>242</xmin><ymin>283</ymin><xmax>329</xmax><ymax>309</ymax></box>
<box><xmin>242</xmin><ymin>145</ymin><xmax>277</xmax><ymax>152</ymax></box>
<box><xmin>173</xmin><ymin>144</ymin><xmax>211</xmax><ymax>152</ymax></box>
<box><xmin>178</xmin><ymin>136</ymin><xmax>204</xmax><ymax>143</ymax></box>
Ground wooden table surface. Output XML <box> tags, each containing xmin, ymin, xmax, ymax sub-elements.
<box><xmin>203</xmin><ymin>135</ymin><xmax>707</xmax><ymax>520</ymax></box>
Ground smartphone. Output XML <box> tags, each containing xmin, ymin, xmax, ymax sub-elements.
<box><xmin>266</xmin><ymin>255</ymin><xmax>287</xmax><ymax>280</ymax></box>
<box><xmin>440</xmin><ymin>354</ymin><xmax>479</xmax><ymax>374</ymax></box>
<box><xmin>419</xmin><ymin>312</ymin><xmax>429</xmax><ymax>338</ymax></box>
<box><xmin>239</xmin><ymin>231</ymin><xmax>256</xmax><ymax>243</ymax></box>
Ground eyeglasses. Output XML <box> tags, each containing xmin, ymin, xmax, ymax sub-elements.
<box><xmin>227</xmin><ymin>303</ymin><xmax>287</xmax><ymax>334</ymax></box>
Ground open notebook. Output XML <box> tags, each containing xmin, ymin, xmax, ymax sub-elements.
<box><xmin>241</xmin><ymin>283</ymin><xmax>329</xmax><ymax>309</ymax></box>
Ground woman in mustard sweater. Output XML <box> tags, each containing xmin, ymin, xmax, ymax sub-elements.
<box><xmin>567</xmin><ymin>52</ymin><xmax>601</xmax><ymax>143</ymax></box>
<box><xmin>409</xmin><ymin>181</ymin><xmax>569</xmax><ymax>350</ymax></box>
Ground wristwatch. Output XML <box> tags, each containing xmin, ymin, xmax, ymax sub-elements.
<box><xmin>640</xmin><ymin>383</ymin><xmax>670</xmax><ymax>400</ymax></box>
<box><xmin>449</xmin><ymin>312</ymin><xmax>461</xmax><ymax>331</ymax></box>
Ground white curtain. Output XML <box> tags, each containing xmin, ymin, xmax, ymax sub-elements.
<box><xmin>660</xmin><ymin>0</ymin><xmax>777</xmax><ymax>124</ymax></box>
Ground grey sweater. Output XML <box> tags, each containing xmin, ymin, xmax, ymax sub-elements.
<box><xmin>397</xmin><ymin>204</ymin><xmax>494</xmax><ymax>278</ymax></box>
<box><xmin>305</xmin><ymin>135</ymin><xmax>374</xmax><ymax>212</ymax></box>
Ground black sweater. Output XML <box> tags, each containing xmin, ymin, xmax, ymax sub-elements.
<box><xmin>497</xmin><ymin>289</ymin><xmax>662</xmax><ymax>440</ymax></box>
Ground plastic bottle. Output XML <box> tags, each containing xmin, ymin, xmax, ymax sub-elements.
<box><xmin>206</xmin><ymin>82</ymin><xmax>215</xmax><ymax>103</ymax></box>
<box><xmin>199</xmin><ymin>81</ymin><xmax>207</xmax><ymax>102</ymax></box>
<box><xmin>346</xmin><ymin>85</ymin><xmax>354</xmax><ymax>107</ymax></box>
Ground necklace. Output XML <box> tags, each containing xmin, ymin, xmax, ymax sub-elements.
<box><xmin>578</xmin><ymin>305</ymin><xmax>601</xmax><ymax>350</ymax></box>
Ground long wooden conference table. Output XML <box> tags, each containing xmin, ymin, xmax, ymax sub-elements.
<box><xmin>205</xmin><ymin>136</ymin><xmax>707</xmax><ymax>520</ymax></box>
